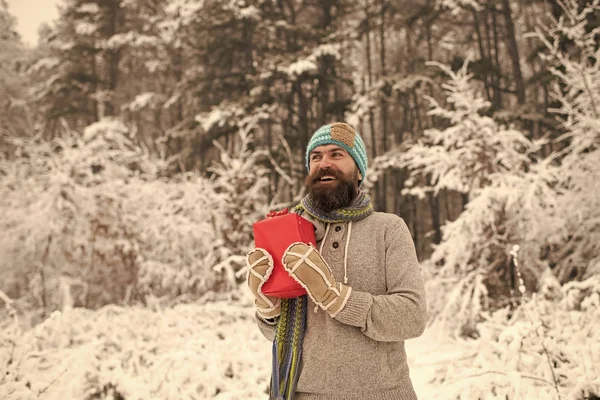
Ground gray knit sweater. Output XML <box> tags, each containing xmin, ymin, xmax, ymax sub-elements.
<box><xmin>256</xmin><ymin>212</ymin><xmax>427</xmax><ymax>400</ymax></box>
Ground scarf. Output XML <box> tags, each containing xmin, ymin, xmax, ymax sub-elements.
<box><xmin>295</xmin><ymin>190</ymin><xmax>374</xmax><ymax>223</ymax></box>
<box><xmin>270</xmin><ymin>190</ymin><xmax>373</xmax><ymax>399</ymax></box>
<box><xmin>270</xmin><ymin>296</ymin><xmax>307</xmax><ymax>400</ymax></box>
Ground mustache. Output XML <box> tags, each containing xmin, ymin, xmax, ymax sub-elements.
<box><xmin>309</xmin><ymin>167</ymin><xmax>342</xmax><ymax>184</ymax></box>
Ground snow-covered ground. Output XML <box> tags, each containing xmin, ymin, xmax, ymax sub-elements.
<box><xmin>407</xmin><ymin>331</ymin><xmax>463</xmax><ymax>399</ymax></box>
<box><xmin>2</xmin><ymin>279</ymin><xmax>599</xmax><ymax>400</ymax></box>
<box><xmin>0</xmin><ymin>290</ymin><xmax>454</xmax><ymax>400</ymax></box>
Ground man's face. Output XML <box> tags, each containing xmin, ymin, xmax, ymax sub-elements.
<box><xmin>305</xmin><ymin>144</ymin><xmax>362</xmax><ymax>213</ymax></box>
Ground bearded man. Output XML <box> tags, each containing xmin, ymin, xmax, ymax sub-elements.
<box><xmin>246</xmin><ymin>122</ymin><xmax>427</xmax><ymax>400</ymax></box>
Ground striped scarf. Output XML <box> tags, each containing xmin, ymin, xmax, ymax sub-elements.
<box><xmin>295</xmin><ymin>190</ymin><xmax>374</xmax><ymax>223</ymax></box>
<box><xmin>270</xmin><ymin>296</ymin><xmax>307</xmax><ymax>400</ymax></box>
<box><xmin>270</xmin><ymin>191</ymin><xmax>373</xmax><ymax>399</ymax></box>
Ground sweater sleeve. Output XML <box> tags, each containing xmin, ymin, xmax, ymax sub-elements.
<box><xmin>334</xmin><ymin>218</ymin><xmax>427</xmax><ymax>342</ymax></box>
<box><xmin>255</xmin><ymin>312</ymin><xmax>278</xmax><ymax>341</ymax></box>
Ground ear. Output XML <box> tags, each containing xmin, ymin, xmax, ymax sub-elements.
<box><xmin>358</xmin><ymin>171</ymin><xmax>363</xmax><ymax>181</ymax></box>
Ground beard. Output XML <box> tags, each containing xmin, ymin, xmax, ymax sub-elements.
<box><xmin>305</xmin><ymin>167</ymin><xmax>359</xmax><ymax>213</ymax></box>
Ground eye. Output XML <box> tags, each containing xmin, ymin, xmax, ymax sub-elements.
<box><xmin>332</xmin><ymin>152</ymin><xmax>343</xmax><ymax>158</ymax></box>
<box><xmin>310</xmin><ymin>154</ymin><xmax>321</xmax><ymax>161</ymax></box>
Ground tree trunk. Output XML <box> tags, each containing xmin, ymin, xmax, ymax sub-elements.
<box><xmin>39</xmin><ymin>235</ymin><xmax>53</xmax><ymax>319</ymax></box>
<box><xmin>491</xmin><ymin>1</ymin><xmax>503</xmax><ymax>109</ymax></box>
<box><xmin>295</xmin><ymin>80</ymin><xmax>310</xmax><ymax>148</ymax></box>
<box><xmin>379</xmin><ymin>0</ymin><xmax>388</xmax><ymax>212</ymax></box>
<box><xmin>91</xmin><ymin>52</ymin><xmax>100</xmax><ymax>121</ymax></box>
<box><xmin>428</xmin><ymin>192</ymin><xmax>442</xmax><ymax>244</ymax></box>
<box><xmin>482</xmin><ymin>2</ymin><xmax>496</xmax><ymax>105</ymax></box>
<box><xmin>364</xmin><ymin>1</ymin><xmax>377</xmax><ymax>160</ymax></box>
<box><xmin>173</xmin><ymin>48</ymin><xmax>183</xmax><ymax>123</ymax></box>
<box><xmin>500</xmin><ymin>0</ymin><xmax>526</xmax><ymax>104</ymax></box>
<box><xmin>472</xmin><ymin>8</ymin><xmax>492</xmax><ymax>102</ymax></box>
<box><xmin>103</xmin><ymin>0</ymin><xmax>122</xmax><ymax>116</ymax></box>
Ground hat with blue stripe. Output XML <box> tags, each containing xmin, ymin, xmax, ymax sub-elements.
<box><xmin>305</xmin><ymin>122</ymin><xmax>368</xmax><ymax>186</ymax></box>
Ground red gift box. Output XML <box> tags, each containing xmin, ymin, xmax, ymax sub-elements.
<box><xmin>253</xmin><ymin>209</ymin><xmax>314</xmax><ymax>298</ymax></box>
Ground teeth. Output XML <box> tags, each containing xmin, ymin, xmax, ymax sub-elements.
<box><xmin>320</xmin><ymin>176</ymin><xmax>335</xmax><ymax>181</ymax></box>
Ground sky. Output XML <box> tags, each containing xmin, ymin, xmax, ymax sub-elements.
<box><xmin>6</xmin><ymin>0</ymin><xmax>59</xmax><ymax>46</ymax></box>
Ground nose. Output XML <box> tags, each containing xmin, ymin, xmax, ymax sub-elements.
<box><xmin>319</xmin><ymin>160</ymin><xmax>333</xmax><ymax>169</ymax></box>
<box><xmin>318</xmin><ymin>155</ymin><xmax>333</xmax><ymax>169</ymax></box>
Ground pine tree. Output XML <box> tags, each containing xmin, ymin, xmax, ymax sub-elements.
<box><xmin>533</xmin><ymin>0</ymin><xmax>600</xmax><ymax>283</ymax></box>
<box><xmin>0</xmin><ymin>0</ymin><xmax>31</xmax><ymax>140</ymax></box>
<box><xmin>397</xmin><ymin>58</ymin><xmax>555</xmax><ymax>335</ymax></box>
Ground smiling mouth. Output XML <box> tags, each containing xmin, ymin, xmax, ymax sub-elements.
<box><xmin>318</xmin><ymin>175</ymin><xmax>337</xmax><ymax>182</ymax></box>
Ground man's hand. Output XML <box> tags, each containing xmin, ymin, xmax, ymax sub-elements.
<box><xmin>246</xmin><ymin>248</ymin><xmax>281</xmax><ymax>320</ymax></box>
<box><xmin>282</xmin><ymin>243</ymin><xmax>351</xmax><ymax>318</ymax></box>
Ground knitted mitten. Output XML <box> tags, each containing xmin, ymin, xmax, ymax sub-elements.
<box><xmin>246</xmin><ymin>248</ymin><xmax>281</xmax><ymax>320</ymax></box>
<box><xmin>282</xmin><ymin>243</ymin><xmax>351</xmax><ymax>318</ymax></box>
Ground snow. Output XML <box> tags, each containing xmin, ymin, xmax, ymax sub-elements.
<box><xmin>163</xmin><ymin>93</ymin><xmax>180</xmax><ymax>109</ymax></box>
<box><xmin>83</xmin><ymin>118</ymin><xmax>130</xmax><ymax>142</ymax></box>
<box><xmin>3</xmin><ymin>277</ymin><xmax>597</xmax><ymax>399</ymax></box>
<box><xmin>286</xmin><ymin>59</ymin><xmax>318</xmax><ymax>77</ymax></box>
<box><xmin>106</xmin><ymin>32</ymin><xmax>160</xmax><ymax>49</ymax></box>
<box><xmin>0</xmin><ymin>293</ymin><xmax>272</xmax><ymax>399</ymax></box>
<box><xmin>76</xmin><ymin>3</ymin><xmax>101</xmax><ymax>14</ymax></box>
<box><xmin>199</xmin><ymin>107</ymin><xmax>228</xmax><ymax>132</ymax></box>
<box><xmin>27</xmin><ymin>57</ymin><xmax>60</xmax><ymax>74</ymax></box>
<box><xmin>311</xmin><ymin>44</ymin><xmax>341</xmax><ymax>59</ymax></box>
<box><xmin>236</xmin><ymin>5</ymin><xmax>261</xmax><ymax>21</ymax></box>
<box><xmin>347</xmin><ymin>93</ymin><xmax>377</xmax><ymax>127</ymax></box>
<box><xmin>436</xmin><ymin>0</ymin><xmax>482</xmax><ymax>14</ymax></box>
<box><xmin>165</xmin><ymin>0</ymin><xmax>206</xmax><ymax>26</ymax></box>
<box><xmin>0</xmin><ymin>289</ymin><xmax>449</xmax><ymax>399</ymax></box>
<box><xmin>57</xmin><ymin>42</ymin><xmax>74</xmax><ymax>52</ymax></box>
<box><xmin>284</xmin><ymin>44</ymin><xmax>341</xmax><ymax>78</ymax></box>
<box><xmin>124</xmin><ymin>92</ymin><xmax>164</xmax><ymax>112</ymax></box>
<box><xmin>74</xmin><ymin>22</ymin><xmax>98</xmax><ymax>36</ymax></box>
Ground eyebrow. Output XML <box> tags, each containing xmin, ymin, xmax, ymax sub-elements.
<box><xmin>309</xmin><ymin>147</ymin><xmax>348</xmax><ymax>156</ymax></box>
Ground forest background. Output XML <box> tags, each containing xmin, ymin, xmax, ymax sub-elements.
<box><xmin>0</xmin><ymin>0</ymin><xmax>599</xmax><ymax>399</ymax></box>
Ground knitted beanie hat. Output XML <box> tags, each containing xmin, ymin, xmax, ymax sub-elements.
<box><xmin>305</xmin><ymin>122</ymin><xmax>368</xmax><ymax>186</ymax></box>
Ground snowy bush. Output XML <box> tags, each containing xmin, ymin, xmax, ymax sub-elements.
<box><xmin>398</xmin><ymin>0</ymin><xmax>600</xmax><ymax>334</ymax></box>
<box><xmin>530</xmin><ymin>0</ymin><xmax>600</xmax><ymax>284</ymax></box>
<box><xmin>193</xmin><ymin>102</ymin><xmax>283</xmax><ymax>289</ymax></box>
<box><xmin>0</xmin><ymin>117</ymin><xmax>270</xmax><ymax>318</ymax></box>
<box><xmin>426</xmin><ymin>275</ymin><xmax>600</xmax><ymax>400</ymax></box>
<box><xmin>0</xmin><ymin>118</ymin><xmax>149</xmax><ymax>316</ymax></box>
<box><xmin>207</xmin><ymin>126</ymin><xmax>272</xmax><ymax>289</ymax></box>
<box><xmin>0</xmin><ymin>291</ymin><xmax>272</xmax><ymax>400</ymax></box>
<box><xmin>387</xmin><ymin>59</ymin><xmax>558</xmax><ymax>334</ymax></box>
<box><xmin>402</xmin><ymin>57</ymin><xmax>535</xmax><ymax>195</ymax></box>
<box><xmin>423</xmin><ymin>158</ymin><xmax>567</xmax><ymax>335</ymax></box>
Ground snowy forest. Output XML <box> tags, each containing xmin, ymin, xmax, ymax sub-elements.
<box><xmin>1</xmin><ymin>0</ymin><xmax>599</xmax><ymax>398</ymax></box>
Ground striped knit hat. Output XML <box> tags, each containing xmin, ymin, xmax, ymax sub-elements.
<box><xmin>305</xmin><ymin>122</ymin><xmax>368</xmax><ymax>186</ymax></box>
